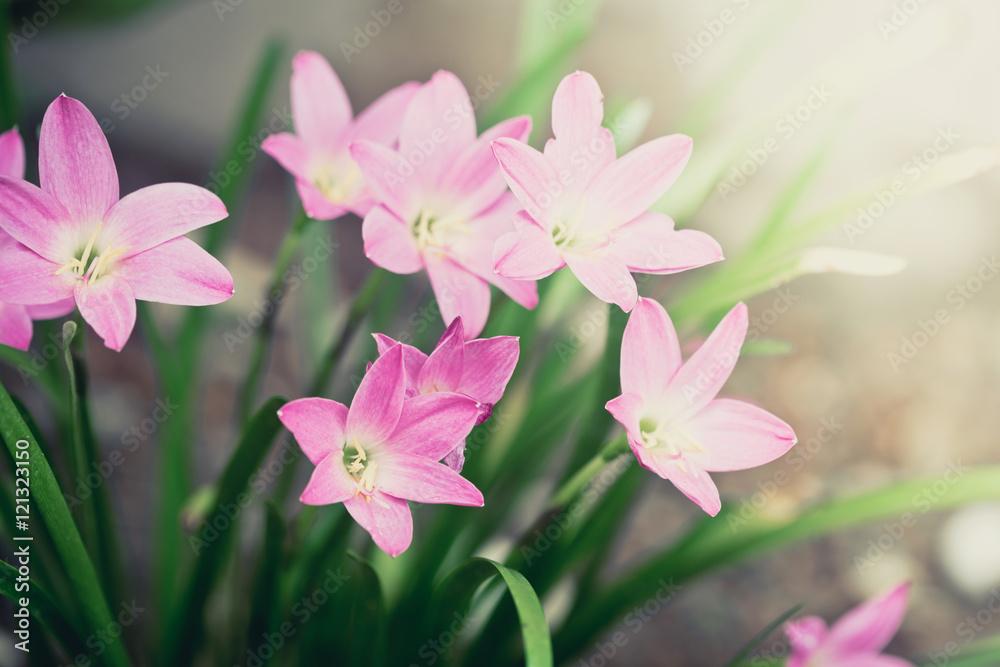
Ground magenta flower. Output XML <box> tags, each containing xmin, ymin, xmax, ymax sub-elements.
<box><xmin>0</xmin><ymin>96</ymin><xmax>234</xmax><ymax>351</ymax></box>
<box><xmin>373</xmin><ymin>316</ymin><xmax>519</xmax><ymax>471</ymax></box>
<box><xmin>262</xmin><ymin>51</ymin><xmax>418</xmax><ymax>220</ymax></box>
<box><xmin>351</xmin><ymin>70</ymin><xmax>538</xmax><ymax>339</ymax></box>
<box><xmin>605</xmin><ymin>298</ymin><xmax>796</xmax><ymax>515</ymax></box>
<box><xmin>278</xmin><ymin>344</ymin><xmax>485</xmax><ymax>556</ymax></box>
<box><xmin>0</xmin><ymin>127</ymin><xmax>74</xmax><ymax>350</ymax></box>
<box><xmin>491</xmin><ymin>71</ymin><xmax>723</xmax><ymax>312</ymax></box>
<box><xmin>785</xmin><ymin>583</ymin><xmax>914</xmax><ymax>667</ymax></box>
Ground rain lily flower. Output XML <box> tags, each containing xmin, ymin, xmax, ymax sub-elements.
<box><xmin>0</xmin><ymin>127</ymin><xmax>73</xmax><ymax>350</ymax></box>
<box><xmin>373</xmin><ymin>316</ymin><xmax>519</xmax><ymax>471</ymax></box>
<box><xmin>278</xmin><ymin>344</ymin><xmax>485</xmax><ymax>556</ymax></box>
<box><xmin>785</xmin><ymin>583</ymin><xmax>914</xmax><ymax>667</ymax></box>
<box><xmin>491</xmin><ymin>71</ymin><xmax>723</xmax><ymax>312</ymax></box>
<box><xmin>262</xmin><ymin>51</ymin><xmax>419</xmax><ymax>220</ymax></box>
<box><xmin>0</xmin><ymin>95</ymin><xmax>235</xmax><ymax>351</ymax></box>
<box><xmin>351</xmin><ymin>70</ymin><xmax>538</xmax><ymax>339</ymax></box>
<box><xmin>605</xmin><ymin>298</ymin><xmax>796</xmax><ymax>515</ymax></box>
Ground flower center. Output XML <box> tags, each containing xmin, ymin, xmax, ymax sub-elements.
<box><xmin>54</xmin><ymin>221</ymin><xmax>130</xmax><ymax>285</ymax></box>
<box><xmin>411</xmin><ymin>209</ymin><xmax>467</xmax><ymax>251</ymax></box>
<box><xmin>314</xmin><ymin>160</ymin><xmax>363</xmax><ymax>204</ymax></box>
<box><xmin>344</xmin><ymin>437</ymin><xmax>378</xmax><ymax>502</ymax></box>
<box><xmin>638</xmin><ymin>417</ymin><xmax>706</xmax><ymax>476</ymax></box>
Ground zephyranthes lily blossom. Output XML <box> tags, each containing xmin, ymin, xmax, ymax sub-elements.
<box><xmin>352</xmin><ymin>70</ymin><xmax>538</xmax><ymax>339</ymax></box>
<box><xmin>0</xmin><ymin>127</ymin><xmax>74</xmax><ymax>350</ymax></box>
<box><xmin>262</xmin><ymin>50</ymin><xmax>418</xmax><ymax>220</ymax></box>
<box><xmin>491</xmin><ymin>71</ymin><xmax>723</xmax><ymax>312</ymax></box>
<box><xmin>373</xmin><ymin>316</ymin><xmax>519</xmax><ymax>471</ymax></box>
<box><xmin>785</xmin><ymin>583</ymin><xmax>914</xmax><ymax>667</ymax></box>
<box><xmin>278</xmin><ymin>344</ymin><xmax>485</xmax><ymax>556</ymax></box>
<box><xmin>0</xmin><ymin>96</ymin><xmax>234</xmax><ymax>351</ymax></box>
<box><xmin>605</xmin><ymin>298</ymin><xmax>796</xmax><ymax>515</ymax></box>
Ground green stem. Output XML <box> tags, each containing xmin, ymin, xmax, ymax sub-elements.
<box><xmin>62</xmin><ymin>323</ymin><xmax>97</xmax><ymax>555</ymax></box>
<box><xmin>237</xmin><ymin>210</ymin><xmax>314</xmax><ymax>422</ymax></box>
<box><xmin>549</xmin><ymin>434</ymin><xmax>630</xmax><ymax>510</ymax></box>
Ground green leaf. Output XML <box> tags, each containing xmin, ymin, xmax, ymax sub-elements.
<box><xmin>742</xmin><ymin>339</ymin><xmax>796</xmax><ymax>357</ymax></box>
<box><xmin>724</xmin><ymin>603</ymin><xmax>803</xmax><ymax>667</ymax></box>
<box><xmin>245</xmin><ymin>502</ymin><xmax>286</xmax><ymax>659</ymax></box>
<box><xmin>0</xmin><ymin>560</ymin><xmax>87</xmax><ymax>658</ymax></box>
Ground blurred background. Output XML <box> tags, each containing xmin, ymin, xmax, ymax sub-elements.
<box><xmin>4</xmin><ymin>0</ymin><xmax>1000</xmax><ymax>664</ymax></box>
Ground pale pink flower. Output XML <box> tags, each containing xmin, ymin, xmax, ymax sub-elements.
<box><xmin>278</xmin><ymin>344</ymin><xmax>485</xmax><ymax>556</ymax></box>
<box><xmin>491</xmin><ymin>71</ymin><xmax>723</xmax><ymax>312</ymax></box>
<box><xmin>373</xmin><ymin>316</ymin><xmax>519</xmax><ymax>471</ymax></box>
<box><xmin>262</xmin><ymin>50</ymin><xmax>419</xmax><ymax>220</ymax></box>
<box><xmin>351</xmin><ymin>70</ymin><xmax>538</xmax><ymax>339</ymax></box>
<box><xmin>785</xmin><ymin>583</ymin><xmax>914</xmax><ymax>667</ymax></box>
<box><xmin>605</xmin><ymin>298</ymin><xmax>796</xmax><ymax>515</ymax></box>
<box><xmin>0</xmin><ymin>96</ymin><xmax>234</xmax><ymax>351</ymax></box>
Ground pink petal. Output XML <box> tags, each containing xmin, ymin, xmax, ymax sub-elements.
<box><xmin>262</xmin><ymin>132</ymin><xmax>311</xmax><ymax>181</ymax></box>
<box><xmin>585</xmin><ymin>134</ymin><xmax>693</xmax><ymax>228</ymax></box>
<box><xmin>0</xmin><ymin>177</ymin><xmax>76</xmax><ymax>262</ymax></box>
<box><xmin>0</xmin><ymin>242</ymin><xmax>75</xmax><ymax>305</ymax></box>
<box><xmin>295</xmin><ymin>179</ymin><xmax>350</xmax><ymax>221</ymax></box>
<box><xmin>459</xmin><ymin>336</ymin><xmax>519</xmax><ymax>405</ymax></box>
<box><xmin>0</xmin><ymin>303</ymin><xmax>32</xmax><ymax>350</ymax></box>
<box><xmin>277</xmin><ymin>397</ymin><xmax>349</xmax><ymax>465</ymax></box>
<box><xmin>621</xmin><ymin>297</ymin><xmax>682</xmax><ymax>398</ymax></box>
<box><xmin>373</xmin><ymin>333</ymin><xmax>428</xmax><ymax>393</ymax></box>
<box><xmin>550</xmin><ymin>71</ymin><xmax>605</xmax><ymax>148</ymax></box>
<box><xmin>388</xmin><ymin>392</ymin><xmax>482</xmax><ymax>460</ymax></box>
<box><xmin>74</xmin><ymin>275</ymin><xmax>136</xmax><ymax>351</ymax></box>
<box><xmin>347</xmin><ymin>343</ymin><xmax>406</xmax><ymax>444</ymax></box>
<box><xmin>826</xmin><ymin>583</ymin><xmax>911</xmax><ymax>657</ymax></box>
<box><xmin>115</xmin><ymin>237</ymin><xmax>234</xmax><ymax>306</ymax></box>
<box><xmin>442</xmin><ymin>442</ymin><xmax>466</xmax><ymax>473</ymax></box>
<box><xmin>343</xmin><ymin>492</ymin><xmax>412</xmax><ymax>557</ymax></box>
<box><xmin>103</xmin><ymin>183</ymin><xmax>228</xmax><ymax>258</ymax></box>
<box><xmin>362</xmin><ymin>205</ymin><xmax>423</xmax><ymax>274</ymax></box>
<box><xmin>346</xmin><ymin>80</ymin><xmax>421</xmax><ymax>145</ymax></box>
<box><xmin>491</xmin><ymin>138</ymin><xmax>562</xmax><ymax>226</ymax></box>
<box><xmin>398</xmin><ymin>71</ymin><xmax>477</xmax><ymax>184</ymax></box>
<box><xmin>351</xmin><ymin>141</ymin><xmax>424</xmax><ymax>223</ymax></box>
<box><xmin>377</xmin><ymin>452</ymin><xmax>483</xmax><ymax>506</ymax></box>
<box><xmin>641</xmin><ymin>452</ymin><xmax>721</xmax><ymax>516</ymax></box>
<box><xmin>831</xmin><ymin>657</ymin><xmax>914</xmax><ymax>667</ymax></box>
<box><xmin>605</xmin><ymin>393</ymin><xmax>645</xmax><ymax>446</ymax></box>
<box><xmin>25</xmin><ymin>298</ymin><xmax>75</xmax><ymax>320</ymax></box>
<box><xmin>416</xmin><ymin>317</ymin><xmax>465</xmax><ymax>393</ymax></box>
<box><xmin>299</xmin><ymin>454</ymin><xmax>357</xmax><ymax>505</ymax></box>
<box><xmin>786</xmin><ymin>617</ymin><xmax>828</xmax><ymax>667</ymax></box>
<box><xmin>563</xmin><ymin>252</ymin><xmax>637</xmax><ymax>312</ymax></box>
<box><xmin>425</xmin><ymin>253</ymin><xmax>491</xmax><ymax>339</ymax></box>
<box><xmin>0</xmin><ymin>127</ymin><xmax>25</xmax><ymax>179</ymax></box>
<box><xmin>493</xmin><ymin>211</ymin><xmax>564</xmax><ymax>281</ymax></box>
<box><xmin>662</xmin><ymin>303</ymin><xmax>748</xmax><ymax>418</ymax></box>
<box><xmin>684</xmin><ymin>399</ymin><xmax>797</xmax><ymax>473</ymax></box>
<box><xmin>39</xmin><ymin>95</ymin><xmax>119</xmax><ymax>224</ymax></box>
<box><xmin>611</xmin><ymin>211</ymin><xmax>723</xmax><ymax>274</ymax></box>
<box><xmin>290</xmin><ymin>51</ymin><xmax>352</xmax><ymax>151</ymax></box>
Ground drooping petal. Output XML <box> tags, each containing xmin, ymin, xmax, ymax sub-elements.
<box><xmin>563</xmin><ymin>251</ymin><xmax>637</xmax><ymax>312</ymax></box>
<box><xmin>493</xmin><ymin>211</ymin><xmax>565</xmax><ymax>281</ymax></box>
<box><xmin>620</xmin><ymin>297</ymin><xmax>682</xmax><ymax>398</ymax></box>
<box><xmin>0</xmin><ymin>241</ymin><xmax>75</xmax><ymax>305</ymax></box>
<box><xmin>662</xmin><ymin>302</ymin><xmax>748</xmax><ymax>418</ymax></box>
<box><xmin>491</xmin><ymin>138</ymin><xmax>562</xmax><ymax>226</ymax></box>
<box><xmin>0</xmin><ymin>303</ymin><xmax>32</xmax><ymax>350</ymax></box>
<box><xmin>684</xmin><ymin>399</ymin><xmax>797</xmax><ymax>473</ymax></box>
<box><xmin>347</xmin><ymin>343</ymin><xmax>406</xmax><ymax>444</ymax></box>
<box><xmin>825</xmin><ymin>583</ymin><xmax>911</xmax><ymax>658</ymax></box>
<box><xmin>0</xmin><ymin>177</ymin><xmax>76</xmax><ymax>262</ymax></box>
<box><xmin>398</xmin><ymin>71</ymin><xmax>477</xmax><ymax>184</ymax></box>
<box><xmin>373</xmin><ymin>333</ymin><xmax>428</xmax><ymax>393</ymax></box>
<box><xmin>388</xmin><ymin>392</ymin><xmax>482</xmax><ymax>460</ymax></box>
<box><xmin>25</xmin><ymin>298</ymin><xmax>75</xmax><ymax>320</ymax></box>
<box><xmin>377</xmin><ymin>452</ymin><xmax>483</xmax><ymax>506</ymax></box>
<box><xmin>261</xmin><ymin>132</ymin><xmax>311</xmax><ymax>181</ymax></box>
<box><xmin>290</xmin><ymin>50</ymin><xmax>352</xmax><ymax>150</ymax></box>
<box><xmin>417</xmin><ymin>317</ymin><xmax>465</xmax><ymax>394</ymax></box>
<box><xmin>38</xmin><ymin>95</ymin><xmax>119</xmax><ymax>224</ymax></box>
<box><xmin>347</xmin><ymin>80</ymin><xmax>421</xmax><ymax>145</ymax></box>
<box><xmin>0</xmin><ymin>127</ymin><xmax>25</xmax><ymax>179</ymax></box>
<box><xmin>102</xmin><ymin>183</ymin><xmax>228</xmax><ymax>258</ymax></box>
<box><xmin>299</xmin><ymin>454</ymin><xmax>357</xmax><ymax>505</ymax></box>
<box><xmin>424</xmin><ymin>253</ymin><xmax>491</xmax><ymax>339</ymax></box>
<box><xmin>351</xmin><ymin>141</ymin><xmax>424</xmax><ymax>223</ymax></box>
<box><xmin>611</xmin><ymin>211</ymin><xmax>723</xmax><ymax>274</ymax></box>
<box><xmin>647</xmin><ymin>455</ymin><xmax>722</xmax><ymax>516</ymax></box>
<box><xmin>786</xmin><ymin>617</ymin><xmax>829</xmax><ymax>667</ymax></box>
<box><xmin>115</xmin><ymin>237</ymin><xmax>234</xmax><ymax>306</ymax></box>
<box><xmin>344</xmin><ymin>492</ymin><xmax>413</xmax><ymax>557</ymax></box>
<box><xmin>584</xmin><ymin>134</ymin><xmax>693</xmax><ymax>228</ymax></box>
<box><xmin>605</xmin><ymin>393</ymin><xmax>645</xmax><ymax>445</ymax></box>
<box><xmin>74</xmin><ymin>275</ymin><xmax>136</xmax><ymax>351</ymax></box>
<box><xmin>362</xmin><ymin>205</ymin><xmax>423</xmax><ymax>274</ymax></box>
<box><xmin>295</xmin><ymin>180</ymin><xmax>350</xmax><ymax>221</ymax></box>
<box><xmin>278</xmin><ymin>397</ymin><xmax>349</xmax><ymax>465</ymax></box>
<box><xmin>459</xmin><ymin>336</ymin><xmax>519</xmax><ymax>405</ymax></box>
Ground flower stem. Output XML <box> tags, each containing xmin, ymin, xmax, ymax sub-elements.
<box><xmin>548</xmin><ymin>434</ymin><xmax>630</xmax><ymax>509</ymax></box>
<box><xmin>62</xmin><ymin>323</ymin><xmax>97</xmax><ymax>553</ymax></box>
<box><xmin>237</xmin><ymin>210</ymin><xmax>315</xmax><ymax>423</ymax></box>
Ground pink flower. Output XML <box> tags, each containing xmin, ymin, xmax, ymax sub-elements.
<box><xmin>605</xmin><ymin>298</ymin><xmax>796</xmax><ymax>515</ymax></box>
<box><xmin>262</xmin><ymin>51</ymin><xmax>418</xmax><ymax>220</ymax></box>
<box><xmin>491</xmin><ymin>71</ymin><xmax>723</xmax><ymax>312</ymax></box>
<box><xmin>278</xmin><ymin>344</ymin><xmax>485</xmax><ymax>556</ymax></box>
<box><xmin>785</xmin><ymin>583</ymin><xmax>914</xmax><ymax>667</ymax></box>
<box><xmin>373</xmin><ymin>316</ymin><xmax>519</xmax><ymax>471</ymax></box>
<box><xmin>0</xmin><ymin>96</ymin><xmax>234</xmax><ymax>351</ymax></box>
<box><xmin>351</xmin><ymin>70</ymin><xmax>538</xmax><ymax>339</ymax></box>
<box><xmin>0</xmin><ymin>127</ymin><xmax>74</xmax><ymax>350</ymax></box>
